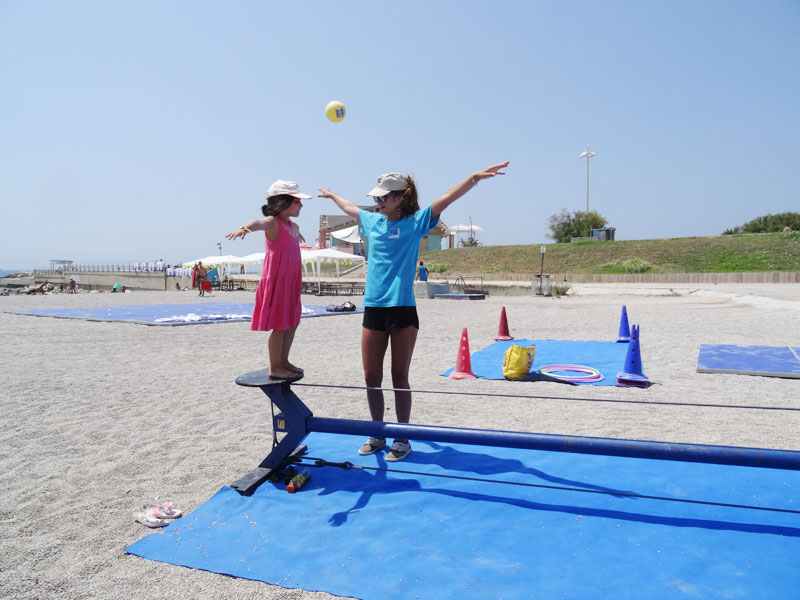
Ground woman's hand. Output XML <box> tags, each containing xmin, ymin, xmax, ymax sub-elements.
<box><xmin>318</xmin><ymin>188</ymin><xmax>361</xmax><ymax>219</ymax></box>
<box><xmin>473</xmin><ymin>161</ymin><xmax>509</xmax><ymax>182</ymax></box>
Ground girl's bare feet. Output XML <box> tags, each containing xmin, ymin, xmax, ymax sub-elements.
<box><xmin>285</xmin><ymin>362</ymin><xmax>304</xmax><ymax>374</ymax></box>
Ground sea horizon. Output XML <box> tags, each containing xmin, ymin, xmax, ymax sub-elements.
<box><xmin>0</xmin><ymin>269</ymin><xmax>31</xmax><ymax>277</ymax></box>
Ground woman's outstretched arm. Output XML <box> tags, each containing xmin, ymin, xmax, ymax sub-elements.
<box><xmin>430</xmin><ymin>161</ymin><xmax>509</xmax><ymax>219</ymax></box>
<box><xmin>318</xmin><ymin>188</ymin><xmax>361</xmax><ymax>219</ymax></box>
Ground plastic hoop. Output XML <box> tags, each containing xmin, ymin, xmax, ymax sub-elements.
<box><xmin>538</xmin><ymin>364</ymin><xmax>604</xmax><ymax>383</ymax></box>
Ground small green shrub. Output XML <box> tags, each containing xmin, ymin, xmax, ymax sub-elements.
<box><xmin>487</xmin><ymin>266</ymin><xmax>502</xmax><ymax>274</ymax></box>
<box><xmin>426</xmin><ymin>263</ymin><xmax>450</xmax><ymax>273</ymax></box>
<box><xmin>622</xmin><ymin>258</ymin><xmax>652</xmax><ymax>273</ymax></box>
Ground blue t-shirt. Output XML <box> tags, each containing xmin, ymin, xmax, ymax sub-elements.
<box><xmin>359</xmin><ymin>206</ymin><xmax>439</xmax><ymax>307</ymax></box>
<box><xmin>418</xmin><ymin>265</ymin><xmax>428</xmax><ymax>281</ymax></box>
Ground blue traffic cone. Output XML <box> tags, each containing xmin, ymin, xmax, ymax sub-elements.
<box><xmin>616</xmin><ymin>324</ymin><xmax>650</xmax><ymax>387</ymax></box>
<box><xmin>616</xmin><ymin>305</ymin><xmax>631</xmax><ymax>343</ymax></box>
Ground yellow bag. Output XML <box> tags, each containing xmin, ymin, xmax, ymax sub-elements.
<box><xmin>502</xmin><ymin>344</ymin><xmax>536</xmax><ymax>380</ymax></box>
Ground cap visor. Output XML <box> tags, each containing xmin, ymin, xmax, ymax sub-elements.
<box><xmin>367</xmin><ymin>187</ymin><xmax>391</xmax><ymax>197</ymax></box>
<box><xmin>290</xmin><ymin>193</ymin><xmax>313</xmax><ymax>199</ymax></box>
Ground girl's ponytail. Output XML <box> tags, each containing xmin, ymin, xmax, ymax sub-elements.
<box><xmin>262</xmin><ymin>194</ymin><xmax>294</xmax><ymax>217</ymax></box>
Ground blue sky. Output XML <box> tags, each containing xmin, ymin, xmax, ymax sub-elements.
<box><xmin>2</xmin><ymin>1</ymin><xmax>798</xmax><ymax>269</ymax></box>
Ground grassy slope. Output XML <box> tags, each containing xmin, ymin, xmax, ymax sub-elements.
<box><xmin>419</xmin><ymin>232</ymin><xmax>800</xmax><ymax>275</ymax></box>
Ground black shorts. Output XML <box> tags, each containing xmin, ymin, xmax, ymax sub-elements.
<box><xmin>362</xmin><ymin>306</ymin><xmax>419</xmax><ymax>331</ymax></box>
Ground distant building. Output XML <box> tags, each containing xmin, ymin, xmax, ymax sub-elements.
<box><xmin>319</xmin><ymin>207</ymin><xmax>448</xmax><ymax>256</ymax></box>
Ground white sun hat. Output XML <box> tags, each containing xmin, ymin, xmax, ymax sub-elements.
<box><xmin>266</xmin><ymin>180</ymin><xmax>312</xmax><ymax>199</ymax></box>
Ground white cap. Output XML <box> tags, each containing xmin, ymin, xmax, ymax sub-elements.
<box><xmin>366</xmin><ymin>173</ymin><xmax>409</xmax><ymax>197</ymax></box>
<box><xmin>266</xmin><ymin>180</ymin><xmax>312</xmax><ymax>200</ymax></box>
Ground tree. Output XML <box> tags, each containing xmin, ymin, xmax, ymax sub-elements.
<box><xmin>547</xmin><ymin>209</ymin><xmax>608</xmax><ymax>243</ymax></box>
<box><xmin>723</xmin><ymin>212</ymin><xmax>800</xmax><ymax>235</ymax></box>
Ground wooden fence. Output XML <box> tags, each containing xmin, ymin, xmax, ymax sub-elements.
<box><xmin>477</xmin><ymin>272</ymin><xmax>800</xmax><ymax>284</ymax></box>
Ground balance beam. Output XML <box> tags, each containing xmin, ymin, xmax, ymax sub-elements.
<box><xmin>231</xmin><ymin>369</ymin><xmax>800</xmax><ymax>495</ymax></box>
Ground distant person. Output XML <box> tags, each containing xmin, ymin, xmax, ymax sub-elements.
<box><xmin>319</xmin><ymin>161</ymin><xmax>509</xmax><ymax>461</ymax></box>
<box><xmin>226</xmin><ymin>180</ymin><xmax>310</xmax><ymax>379</ymax></box>
<box><xmin>196</xmin><ymin>261</ymin><xmax>208</xmax><ymax>296</ymax></box>
<box><xmin>69</xmin><ymin>278</ymin><xmax>76</xmax><ymax>294</ymax></box>
<box><xmin>415</xmin><ymin>260</ymin><xmax>428</xmax><ymax>282</ymax></box>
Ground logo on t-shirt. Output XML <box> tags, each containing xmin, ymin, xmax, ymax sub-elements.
<box><xmin>388</xmin><ymin>226</ymin><xmax>400</xmax><ymax>239</ymax></box>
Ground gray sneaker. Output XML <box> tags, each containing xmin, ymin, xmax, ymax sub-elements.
<box><xmin>358</xmin><ymin>436</ymin><xmax>386</xmax><ymax>455</ymax></box>
<box><xmin>386</xmin><ymin>439</ymin><xmax>412</xmax><ymax>462</ymax></box>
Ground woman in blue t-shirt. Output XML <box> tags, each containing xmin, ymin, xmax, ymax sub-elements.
<box><xmin>318</xmin><ymin>161</ymin><xmax>508</xmax><ymax>461</ymax></box>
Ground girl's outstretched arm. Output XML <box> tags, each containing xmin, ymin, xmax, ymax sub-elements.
<box><xmin>431</xmin><ymin>161</ymin><xmax>509</xmax><ymax>219</ymax></box>
<box><xmin>225</xmin><ymin>217</ymin><xmax>274</xmax><ymax>241</ymax></box>
<box><xmin>318</xmin><ymin>188</ymin><xmax>361</xmax><ymax>219</ymax></box>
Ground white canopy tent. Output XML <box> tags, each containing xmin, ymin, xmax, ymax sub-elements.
<box><xmin>238</xmin><ymin>252</ymin><xmax>267</xmax><ymax>265</ymax></box>
<box><xmin>181</xmin><ymin>255</ymin><xmax>247</xmax><ymax>283</ymax></box>
<box><xmin>447</xmin><ymin>224</ymin><xmax>484</xmax><ymax>247</ymax></box>
<box><xmin>447</xmin><ymin>224</ymin><xmax>484</xmax><ymax>234</ymax></box>
<box><xmin>181</xmin><ymin>255</ymin><xmax>243</xmax><ymax>269</ymax></box>
<box><xmin>302</xmin><ymin>248</ymin><xmax>365</xmax><ymax>289</ymax></box>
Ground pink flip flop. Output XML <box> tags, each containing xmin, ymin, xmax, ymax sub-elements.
<box><xmin>134</xmin><ymin>511</ymin><xmax>168</xmax><ymax>528</ymax></box>
<box><xmin>143</xmin><ymin>501</ymin><xmax>182</xmax><ymax>519</ymax></box>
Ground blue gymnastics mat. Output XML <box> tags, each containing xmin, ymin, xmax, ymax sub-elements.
<box><xmin>126</xmin><ymin>432</ymin><xmax>800</xmax><ymax>599</ymax></box>
<box><xmin>697</xmin><ymin>344</ymin><xmax>800</xmax><ymax>379</ymax></box>
<box><xmin>6</xmin><ymin>303</ymin><xmax>363</xmax><ymax>326</ymax></box>
<box><xmin>441</xmin><ymin>339</ymin><xmax>631</xmax><ymax>386</ymax></box>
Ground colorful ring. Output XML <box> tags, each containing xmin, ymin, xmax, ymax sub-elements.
<box><xmin>538</xmin><ymin>364</ymin><xmax>604</xmax><ymax>383</ymax></box>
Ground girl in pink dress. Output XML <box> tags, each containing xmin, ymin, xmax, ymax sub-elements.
<box><xmin>226</xmin><ymin>180</ymin><xmax>311</xmax><ymax>379</ymax></box>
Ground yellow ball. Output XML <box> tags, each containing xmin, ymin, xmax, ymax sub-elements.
<box><xmin>325</xmin><ymin>100</ymin><xmax>346</xmax><ymax>122</ymax></box>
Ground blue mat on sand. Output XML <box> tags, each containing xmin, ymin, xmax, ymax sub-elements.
<box><xmin>126</xmin><ymin>432</ymin><xmax>800</xmax><ymax>598</ymax></box>
<box><xmin>6</xmin><ymin>303</ymin><xmax>362</xmax><ymax>326</ymax></box>
<box><xmin>697</xmin><ymin>344</ymin><xmax>800</xmax><ymax>379</ymax></box>
<box><xmin>441</xmin><ymin>339</ymin><xmax>630</xmax><ymax>386</ymax></box>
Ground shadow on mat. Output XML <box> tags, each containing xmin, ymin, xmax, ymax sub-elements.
<box><xmin>408</xmin><ymin>441</ymin><xmax>636</xmax><ymax>497</ymax></box>
<box><xmin>315</xmin><ymin>447</ymin><xmax>799</xmax><ymax>538</ymax></box>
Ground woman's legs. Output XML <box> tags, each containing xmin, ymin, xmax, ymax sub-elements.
<box><xmin>362</xmin><ymin>327</ymin><xmax>390</xmax><ymax>421</ymax></box>
<box><xmin>388</xmin><ymin>325</ymin><xmax>418</xmax><ymax>423</ymax></box>
<box><xmin>361</xmin><ymin>325</ymin><xmax>418</xmax><ymax>423</ymax></box>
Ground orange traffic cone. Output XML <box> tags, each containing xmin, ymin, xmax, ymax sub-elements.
<box><xmin>494</xmin><ymin>306</ymin><xmax>514</xmax><ymax>341</ymax></box>
<box><xmin>616</xmin><ymin>324</ymin><xmax>650</xmax><ymax>386</ymax></box>
<box><xmin>449</xmin><ymin>328</ymin><xmax>477</xmax><ymax>379</ymax></box>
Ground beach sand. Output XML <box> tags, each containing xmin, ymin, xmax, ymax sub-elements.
<box><xmin>1</xmin><ymin>284</ymin><xmax>798</xmax><ymax>599</ymax></box>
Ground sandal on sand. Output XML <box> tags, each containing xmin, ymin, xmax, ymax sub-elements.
<box><xmin>143</xmin><ymin>500</ymin><xmax>182</xmax><ymax>519</ymax></box>
<box><xmin>134</xmin><ymin>511</ymin><xmax>168</xmax><ymax>528</ymax></box>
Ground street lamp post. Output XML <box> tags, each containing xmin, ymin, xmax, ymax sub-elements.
<box><xmin>217</xmin><ymin>241</ymin><xmax>222</xmax><ymax>256</ymax></box>
<box><xmin>578</xmin><ymin>145</ymin><xmax>596</xmax><ymax>213</ymax></box>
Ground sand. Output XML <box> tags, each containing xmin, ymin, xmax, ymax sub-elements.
<box><xmin>1</xmin><ymin>283</ymin><xmax>798</xmax><ymax>599</ymax></box>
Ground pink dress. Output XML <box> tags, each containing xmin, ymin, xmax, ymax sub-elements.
<box><xmin>251</xmin><ymin>219</ymin><xmax>302</xmax><ymax>331</ymax></box>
